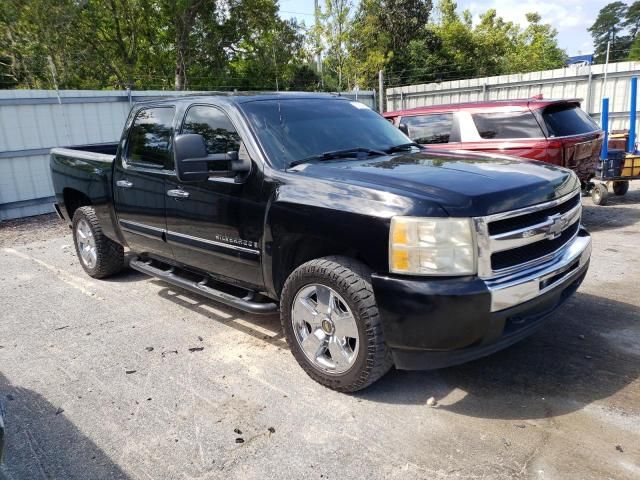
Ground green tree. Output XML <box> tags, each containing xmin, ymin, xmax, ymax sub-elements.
<box><xmin>629</xmin><ymin>36</ymin><xmax>640</xmax><ymax>60</ymax></box>
<box><xmin>78</xmin><ymin>0</ymin><xmax>163</xmax><ymax>88</ymax></box>
<box><xmin>624</xmin><ymin>1</ymin><xmax>640</xmax><ymax>39</ymax></box>
<box><xmin>349</xmin><ymin>0</ymin><xmax>432</xmax><ymax>88</ymax></box>
<box><xmin>0</xmin><ymin>0</ymin><xmax>312</xmax><ymax>90</ymax></box>
<box><xmin>506</xmin><ymin>13</ymin><xmax>566</xmax><ymax>73</ymax></box>
<box><xmin>589</xmin><ymin>1</ymin><xmax>631</xmax><ymax>62</ymax></box>
<box><xmin>399</xmin><ymin>2</ymin><xmax>564</xmax><ymax>85</ymax></box>
<box><xmin>158</xmin><ymin>0</ymin><xmax>213</xmax><ymax>90</ymax></box>
<box><xmin>348</xmin><ymin>0</ymin><xmax>391</xmax><ymax>88</ymax></box>
<box><xmin>321</xmin><ymin>0</ymin><xmax>353</xmax><ymax>91</ymax></box>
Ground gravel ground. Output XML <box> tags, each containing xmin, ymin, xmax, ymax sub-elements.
<box><xmin>0</xmin><ymin>187</ymin><xmax>639</xmax><ymax>480</ymax></box>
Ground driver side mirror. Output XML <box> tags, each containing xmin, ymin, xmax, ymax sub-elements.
<box><xmin>174</xmin><ymin>134</ymin><xmax>250</xmax><ymax>183</ymax></box>
<box><xmin>398</xmin><ymin>123</ymin><xmax>409</xmax><ymax>136</ymax></box>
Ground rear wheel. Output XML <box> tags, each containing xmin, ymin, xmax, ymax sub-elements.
<box><xmin>280</xmin><ymin>256</ymin><xmax>393</xmax><ymax>392</ymax></box>
<box><xmin>591</xmin><ymin>183</ymin><xmax>609</xmax><ymax>205</ymax></box>
<box><xmin>612</xmin><ymin>180</ymin><xmax>629</xmax><ymax>196</ymax></box>
<box><xmin>72</xmin><ymin>206</ymin><xmax>124</xmax><ymax>278</ymax></box>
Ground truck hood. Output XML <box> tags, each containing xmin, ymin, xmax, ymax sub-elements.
<box><xmin>291</xmin><ymin>150</ymin><xmax>579</xmax><ymax>217</ymax></box>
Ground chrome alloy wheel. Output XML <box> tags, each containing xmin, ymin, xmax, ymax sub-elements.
<box><xmin>291</xmin><ymin>284</ymin><xmax>360</xmax><ymax>374</ymax></box>
<box><xmin>75</xmin><ymin>218</ymin><xmax>97</xmax><ymax>269</ymax></box>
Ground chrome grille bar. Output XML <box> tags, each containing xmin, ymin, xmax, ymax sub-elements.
<box><xmin>489</xmin><ymin>202</ymin><xmax>582</xmax><ymax>253</ymax></box>
<box><xmin>474</xmin><ymin>191</ymin><xmax>582</xmax><ymax>279</ymax></box>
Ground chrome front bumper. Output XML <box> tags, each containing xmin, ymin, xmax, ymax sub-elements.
<box><xmin>486</xmin><ymin>229</ymin><xmax>592</xmax><ymax>312</ymax></box>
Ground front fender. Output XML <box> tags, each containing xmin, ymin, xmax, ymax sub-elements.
<box><xmin>261</xmin><ymin>175</ymin><xmax>447</xmax><ymax>297</ymax></box>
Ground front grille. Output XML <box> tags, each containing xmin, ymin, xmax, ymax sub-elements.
<box><xmin>489</xmin><ymin>193</ymin><xmax>581</xmax><ymax>235</ymax></box>
<box><xmin>477</xmin><ymin>191</ymin><xmax>582</xmax><ymax>278</ymax></box>
<box><xmin>491</xmin><ymin>221</ymin><xmax>579</xmax><ymax>270</ymax></box>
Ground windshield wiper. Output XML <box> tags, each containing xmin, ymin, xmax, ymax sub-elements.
<box><xmin>289</xmin><ymin>147</ymin><xmax>386</xmax><ymax>168</ymax></box>
<box><xmin>384</xmin><ymin>142</ymin><xmax>421</xmax><ymax>154</ymax></box>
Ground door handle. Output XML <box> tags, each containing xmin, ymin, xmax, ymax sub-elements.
<box><xmin>116</xmin><ymin>180</ymin><xmax>133</xmax><ymax>188</ymax></box>
<box><xmin>167</xmin><ymin>189</ymin><xmax>190</xmax><ymax>199</ymax></box>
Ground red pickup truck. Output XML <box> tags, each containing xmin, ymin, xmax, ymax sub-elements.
<box><xmin>383</xmin><ymin>99</ymin><xmax>603</xmax><ymax>186</ymax></box>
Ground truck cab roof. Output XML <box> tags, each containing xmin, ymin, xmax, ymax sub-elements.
<box><xmin>134</xmin><ymin>91</ymin><xmax>345</xmax><ymax>107</ymax></box>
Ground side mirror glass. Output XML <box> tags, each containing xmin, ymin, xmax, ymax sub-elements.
<box><xmin>398</xmin><ymin>123</ymin><xmax>409</xmax><ymax>136</ymax></box>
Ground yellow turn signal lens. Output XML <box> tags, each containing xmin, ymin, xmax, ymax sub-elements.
<box><xmin>391</xmin><ymin>248</ymin><xmax>409</xmax><ymax>271</ymax></box>
<box><xmin>391</xmin><ymin>221</ymin><xmax>408</xmax><ymax>245</ymax></box>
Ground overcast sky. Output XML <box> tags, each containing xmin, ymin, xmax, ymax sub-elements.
<box><xmin>278</xmin><ymin>0</ymin><xmax>618</xmax><ymax>56</ymax></box>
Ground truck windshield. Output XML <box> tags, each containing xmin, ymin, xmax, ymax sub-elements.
<box><xmin>241</xmin><ymin>98</ymin><xmax>410</xmax><ymax>169</ymax></box>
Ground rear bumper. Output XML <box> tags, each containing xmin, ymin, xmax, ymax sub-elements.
<box><xmin>371</xmin><ymin>228</ymin><xmax>591</xmax><ymax>370</ymax></box>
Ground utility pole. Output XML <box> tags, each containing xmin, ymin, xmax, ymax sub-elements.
<box><xmin>602</xmin><ymin>29</ymin><xmax>613</xmax><ymax>105</ymax></box>
<box><xmin>378</xmin><ymin>70</ymin><xmax>384</xmax><ymax>113</ymax></box>
<box><xmin>47</xmin><ymin>55</ymin><xmax>71</xmax><ymax>145</ymax></box>
<box><xmin>603</xmin><ymin>39</ymin><xmax>611</xmax><ymax>95</ymax></box>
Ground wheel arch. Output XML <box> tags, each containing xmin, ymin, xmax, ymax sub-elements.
<box><xmin>272</xmin><ymin>234</ymin><xmax>370</xmax><ymax>297</ymax></box>
<box><xmin>63</xmin><ymin>188</ymin><xmax>93</xmax><ymax>221</ymax></box>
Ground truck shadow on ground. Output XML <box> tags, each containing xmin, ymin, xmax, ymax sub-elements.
<box><xmin>151</xmin><ymin>281</ymin><xmax>287</xmax><ymax>348</ymax></box>
<box><xmin>357</xmin><ymin>292</ymin><xmax>640</xmax><ymax>419</ymax></box>
<box><xmin>146</xmin><ymin>274</ymin><xmax>639</xmax><ymax>421</ymax></box>
<box><xmin>0</xmin><ymin>374</ymin><xmax>130</xmax><ymax>480</ymax></box>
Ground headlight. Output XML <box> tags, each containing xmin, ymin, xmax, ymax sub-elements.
<box><xmin>389</xmin><ymin>217</ymin><xmax>476</xmax><ymax>275</ymax></box>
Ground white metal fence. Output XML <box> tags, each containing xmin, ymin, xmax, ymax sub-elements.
<box><xmin>0</xmin><ymin>89</ymin><xmax>375</xmax><ymax>221</ymax></box>
<box><xmin>386</xmin><ymin>61</ymin><xmax>640</xmax><ymax>132</ymax></box>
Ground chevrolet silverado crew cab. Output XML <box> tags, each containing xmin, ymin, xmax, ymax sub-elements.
<box><xmin>50</xmin><ymin>93</ymin><xmax>592</xmax><ymax>392</ymax></box>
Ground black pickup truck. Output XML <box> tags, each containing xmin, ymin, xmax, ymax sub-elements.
<box><xmin>50</xmin><ymin>93</ymin><xmax>592</xmax><ymax>392</ymax></box>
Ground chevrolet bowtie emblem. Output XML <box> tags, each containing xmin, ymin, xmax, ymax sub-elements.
<box><xmin>547</xmin><ymin>213</ymin><xmax>567</xmax><ymax>240</ymax></box>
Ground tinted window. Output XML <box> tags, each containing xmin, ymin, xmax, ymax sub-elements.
<box><xmin>241</xmin><ymin>99</ymin><xmax>410</xmax><ymax>169</ymax></box>
<box><xmin>182</xmin><ymin>106</ymin><xmax>241</xmax><ymax>154</ymax></box>
<box><xmin>543</xmin><ymin>104</ymin><xmax>599</xmax><ymax>137</ymax></box>
<box><xmin>403</xmin><ymin>114</ymin><xmax>454</xmax><ymax>144</ymax></box>
<box><xmin>127</xmin><ymin>107</ymin><xmax>174</xmax><ymax>167</ymax></box>
<box><xmin>472</xmin><ymin>111</ymin><xmax>543</xmax><ymax>139</ymax></box>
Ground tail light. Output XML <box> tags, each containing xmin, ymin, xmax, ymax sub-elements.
<box><xmin>545</xmin><ymin>139</ymin><xmax>564</xmax><ymax>166</ymax></box>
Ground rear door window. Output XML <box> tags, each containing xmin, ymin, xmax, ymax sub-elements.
<box><xmin>127</xmin><ymin>107</ymin><xmax>175</xmax><ymax>168</ymax></box>
<box><xmin>542</xmin><ymin>104</ymin><xmax>600</xmax><ymax>137</ymax></box>
<box><xmin>402</xmin><ymin>114</ymin><xmax>456</xmax><ymax>144</ymax></box>
<box><xmin>472</xmin><ymin>111</ymin><xmax>543</xmax><ymax>139</ymax></box>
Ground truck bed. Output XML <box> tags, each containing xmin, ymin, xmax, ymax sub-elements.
<box><xmin>49</xmin><ymin>143</ymin><xmax>120</xmax><ymax>238</ymax></box>
<box><xmin>51</xmin><ymin>142</ymin><xmax>119</xmax><ymax>163</ymax></box>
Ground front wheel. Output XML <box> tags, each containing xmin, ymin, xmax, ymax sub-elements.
<box><xmin>280</xmin><ymin>256</ymin><xmax>393</xmax><ymax>392</ymax></box>
<box><xmin>72</xmin><ymin>206</ymin><xmax>125</xmax><ymax>278</ymax></box>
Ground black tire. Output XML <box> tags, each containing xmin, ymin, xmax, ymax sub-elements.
<box><xmin>72</xmin><ymin>206</ymin><xmax>124</xmax><ymax>278</ymax></box>
<box><xmin>280</xmin><ymin>256</ymin><xmax>393</xmax><ymax>392</ymax></box>
<box><xmin>591</xmin><ymin>183</ymin><xmax>609</xmax><ymax>206</ymax></box>
<box><xmin>612</xmin><ymin>180</ymin><xmax>629</xmax><ymax>196</ymax></box>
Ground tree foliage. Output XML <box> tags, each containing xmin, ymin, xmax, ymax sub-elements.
<box><xmin>1</xmin><ymin>0</ymin><xmax>567</xmax><ymax>91</ymax></box>
<box><xmin>349</xmin><ymin>0</ymin><xmax>565</xmax><ymax>88</ymax></box>
<box><xmin>1</xmin><ymin>0</ymin><xmax>314</xmax><ymax>90</ymax></box>
<box><xmin>588</xmin><ymin>1</ymin><xmax>640</xmax><ymax>62</ymax></box>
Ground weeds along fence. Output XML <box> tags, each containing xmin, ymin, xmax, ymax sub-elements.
<box><xmin>385</xmin><ymin>61</ymin><xmax>640</xmax><ymax>132</ymax></box>
<box><xmin>0</xmin><ymin>89</ymin><xmax>374</xmax><ymax>221</ymax></box>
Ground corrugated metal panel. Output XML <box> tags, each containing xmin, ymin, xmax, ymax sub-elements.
<box><xmin>386</xmin><ymin>61</ymin><xmax>640</xmax><ymax>132</ymax></box>
<box><xmin>0</xmin><ymin>89</ymin><xmax>375</xmax><ymax>220</ymax></box>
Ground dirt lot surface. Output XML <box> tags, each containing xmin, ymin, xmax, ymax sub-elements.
<box><xmin>0</xmin><ymin>188</ymin><xmax>639</xmax><ymax>480</ymax></box>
